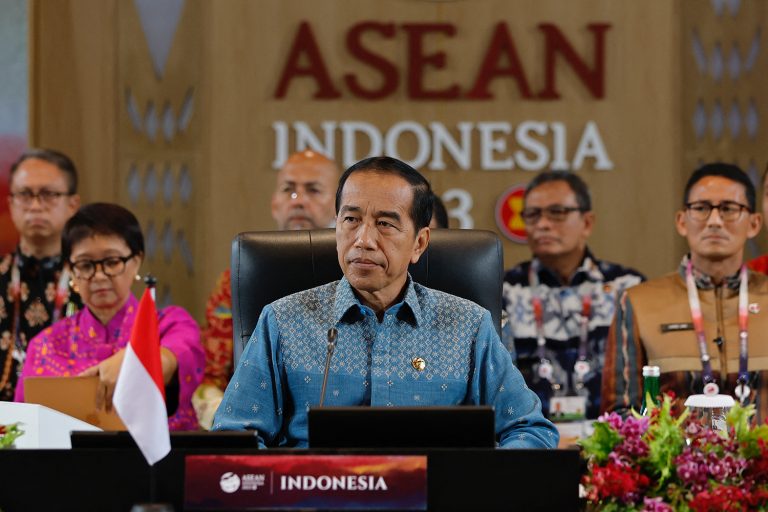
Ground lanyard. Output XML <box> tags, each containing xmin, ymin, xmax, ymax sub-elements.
<box><xmin>685</xmin><ymin>260</ymin><xmax>750</xmax><ymax>402</ymax></box>
<box><xmin>529</xmin><ymin>261</ymin><xmax>592</xmax><ymax>385</ymax></box>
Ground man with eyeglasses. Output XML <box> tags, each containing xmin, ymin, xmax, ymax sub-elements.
<box><xmin>0</xmin><ymin>148</ymin><xmax>81</xmax><ymax>401</ymax></box>
<box><xmin>502</xmin><ymin>171</ymin><xmax>644</xmax><ymax>428</ymax></box>
<box><xmin>602</xmin><ymin>163</ymin><xmax>768</xmax><ymax>421</ymax></box>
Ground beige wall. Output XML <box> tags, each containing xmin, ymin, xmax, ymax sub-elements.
<box><xmin>29</xmin><ymin>0</ymin><xmax>768</xmax><ymax>320</ymax></box>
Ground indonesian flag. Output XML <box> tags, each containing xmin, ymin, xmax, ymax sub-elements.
<box><xmin>113</xmin><ymin>288</ymin><xmax>170</xmax><ymax>465</ymax></box>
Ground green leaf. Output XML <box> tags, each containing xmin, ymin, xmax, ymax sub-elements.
<box><xmin>0</xmin><ymin>422</ymin><xmax>24</xmax><ymax>449</ymax></box>
<box><xmin>644</xmin><ymin>395</ymin><xmax>686</xmax><ymax>489</ymax></box>
<box><xmin>579</xmin><ymin>421</ymin><xmax>622</xmax><ymax>464</ymax></box>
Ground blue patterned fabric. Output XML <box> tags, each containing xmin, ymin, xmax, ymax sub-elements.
<box><xmin>213</xmin><ymin>276</ymin><xmax>558</xmax><ymax>449</ymax></box>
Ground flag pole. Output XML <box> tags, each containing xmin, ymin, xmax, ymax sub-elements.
<box><xmin>146</xmin><ymin>274</ymin><xmax>159</xmax><ymax>505</ymax></box>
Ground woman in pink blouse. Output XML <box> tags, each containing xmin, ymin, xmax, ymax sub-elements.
<box><xmin>15</xmin><ymin>203</ymin><xmax>204</xmax><ymax>430</ymax></box>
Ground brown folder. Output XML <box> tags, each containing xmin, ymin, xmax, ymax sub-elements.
<box><xmin>24</xmin><ymin>376</ymin><xmax>126</xmax><ymax>430</ymax></box>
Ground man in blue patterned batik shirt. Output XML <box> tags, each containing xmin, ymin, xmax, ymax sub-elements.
<box><xmin>214</xmin><ymin>156</ymin><xmax>558</xmax><ymax>449</ymax></box>
<box><xmin>502</xmin><ymin>171</ymin><xmax>644</xmax><ymax>421</ymax></box>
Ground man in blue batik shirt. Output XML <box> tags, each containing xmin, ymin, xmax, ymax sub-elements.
<box><xmin>213</xmin><ymin>156</ymin><xmax>558</xmax><ymax>449</ymax></box>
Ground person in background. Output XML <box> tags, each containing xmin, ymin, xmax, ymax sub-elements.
<box><xmin>503</xmin><ymin>171</ymin><xmax>644</xmax><ymax>421</ymax></box>
<box><xmin>212</xmin><ymin>156</ymin><xmax>558</xmax><ymax>448</ymax></box>
<box><xmin>0</xmin><ymin>149</ymin><xmax>81</xmax><ymax>401</ymax></box>
<box><xmin>748</xmin><ymin>163</ymin><xmax>768</xmax><ymax>274</ymax></box>
<box><xmin>193</xmin><ymin>150</ymin><xmax>340</xmax><ymax>428</ymax></box>
<box><xmin>602</xmin><ymin>163</ymin><xmax>768</xmax><ymax>422</ymax></box>
<box><xmin>15</xmin><ymin>203</ymin><xmax>205</xmax><ymax>430</ymax></box>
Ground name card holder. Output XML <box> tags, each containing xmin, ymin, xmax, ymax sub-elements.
<box><xmin>184</xmin><ymin>454</ymin><xmax>427</xmax><ymax>510</ymax></box>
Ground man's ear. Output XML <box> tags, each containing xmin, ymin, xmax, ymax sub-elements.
<box><xmin>747</xmin><ymin>212</ymin><xmax>763</xmax><ymax>239</ymax></box>
<box><xmin>67</xmin><ymin>194</ymin><xmax>81</xmax><ymax>215</ymax></box>
<box><xmin>675</xmin><ymin>210</ymin><xmax>688</xmax><ymax>237</ymax></box>
<box><xmin>582</xmin><ymin>211</ymin><xmax>595</xmax><ymax>238</ymax></box>
<box><xmin>410</xmin><ymin>227</ymin><xmax>430</xmax><ymax>264</ymax></box>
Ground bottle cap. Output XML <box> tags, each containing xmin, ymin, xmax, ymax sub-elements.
<box><xmin>642</xmin><ymin>365</ymin><xmax>660</xmax><ymax>377</ymax></box>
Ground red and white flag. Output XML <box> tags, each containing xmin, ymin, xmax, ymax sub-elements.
<box><xmin>114</xmin><ymin>288</ymin><xmax>170</xmax><ymax>465</ymax></box>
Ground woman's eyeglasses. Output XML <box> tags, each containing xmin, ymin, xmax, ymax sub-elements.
<box><xmin>70</xmin><ymin>254</ymin><xmax>135</xmax><ymax>280</ymax></box>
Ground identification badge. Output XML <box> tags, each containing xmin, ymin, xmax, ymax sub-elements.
<box><xmin>536</xmin><ymin>360</ymin><xmax>554</xmax><ymax>381</ymax></box>
<box><xmin>660</xmin><ymin>322</ymin><xmax>694</xmax><ymax>333</ymax></box>
<box><xmin>549</xmin><ymin>395</ymin><xmax>586</xmax><ymax>422</ymax></box>
<box><xmin>573</xmin><ymin>360</ymin><xmax>590</xmax><ymax>378</ymax></box>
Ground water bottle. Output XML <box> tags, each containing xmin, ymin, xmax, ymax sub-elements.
<box><xmin>640</xmin><ymin>365</ymin><xmax>660</xmax><ymax>416</ymax></box>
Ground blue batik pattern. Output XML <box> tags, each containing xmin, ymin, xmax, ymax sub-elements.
<box><xmin>214</xmin><ymin>276</ymin><xmax>557</xmax><ymax>449</ymax></box>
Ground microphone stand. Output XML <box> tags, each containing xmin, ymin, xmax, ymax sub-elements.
<box><xmin>319</xmin><ymin>328</ymin><xmax>338</xmax><ymax>407</ymax></box>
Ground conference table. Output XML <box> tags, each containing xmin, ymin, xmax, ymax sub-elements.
<box><xmin>0</xmin><ymin>443</ymin><xmax>581</xmax><ymax>511</ymax></box>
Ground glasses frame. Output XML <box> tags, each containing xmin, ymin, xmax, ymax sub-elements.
<box><xmin>9</xmin><ymin>189</ymin><xmax>72</xmax><ymax>207</ymax></box>
<box><xmin>684</xmin><ymin>201</ymin><xmax>751</xmax><ymax>222</ymax></box>
<box><xmin>69</xmin><ymin>254</ymin><xmax>136</xmax><ymax>280</ymax></box>
<box><xmin>521</xmin><ymin>205</ymin><xmax>585</xmax><ymax>224</ymax></box>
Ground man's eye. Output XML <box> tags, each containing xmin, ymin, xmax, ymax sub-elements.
<box><xmin>377</xmin><ymin>221</ymin><xmax>393</xmax><ymax>228</ymax></box>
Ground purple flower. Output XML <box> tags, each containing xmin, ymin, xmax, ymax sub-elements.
<box><xmin>642</xmin><ymin>496</ymin><xmax>673</xmax><ymax>512</ymax></box>
<box><xmin>597</xmin><ymin>411</ymin><xmax>623</xmax><ymax>430</ymax></box>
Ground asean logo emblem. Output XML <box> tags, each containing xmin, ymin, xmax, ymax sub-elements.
<box><xmin>220</xmin><ymin>472</ymin><xmax>241</xmax><ymax>493</ymax></box>
<box><xmin>495</xmin><ymin>185</ymin><xmax>528</xmax><ymax>244</ymax></box>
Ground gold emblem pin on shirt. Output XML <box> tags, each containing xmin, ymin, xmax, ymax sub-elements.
<box><xmin>412</xmin><ymin>357</ymin><xmax>426</xmax><ymax>371</ymax></box>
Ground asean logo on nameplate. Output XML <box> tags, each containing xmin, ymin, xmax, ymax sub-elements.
<box><xmin>495</xmin><ymin>185</ymin><xmax>528</xmax><ymax>244</ymax></box>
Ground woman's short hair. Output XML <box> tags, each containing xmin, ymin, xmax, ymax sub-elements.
<box><xmin>62</xmin><ymin>203</ymin><xmax>144</xmax><ymax>262</ymax></box>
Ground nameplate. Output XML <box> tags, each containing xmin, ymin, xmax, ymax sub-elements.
<box><xmin>184</xmin><ymin>454</ymin><xmax>428</xmax><ymax>510</ymax></box>
<box><xmin>660</xmin><ymin>322</ymin><xmax>694</xmax><ymax>333</ymax></box>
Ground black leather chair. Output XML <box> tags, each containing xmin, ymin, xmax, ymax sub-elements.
<box><xmin>231</xmin><ymin>228</ymin><xmax>503</xmax><ymax>364</ymax></box>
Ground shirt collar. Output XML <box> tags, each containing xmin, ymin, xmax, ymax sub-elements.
<box><xmin>333</xmin><ymin>274</ymin><xmax>421</xmax><ymax>327</ymax></box>
<box><xmin>532</xmin><ymin>247</ymin><xmax>604</xmax><ymax>286</ymax></box>
<box><xmin>678</xmin><ymin>254</ymin><xmax>742</xmax><ymax>291</ymax></box>
<box><xmin>15</xmin><ymin>245</ymin><xmax>62</xmax><ymax>272</ymax></box>
<box><xmin>80</xmin><ymin>294</ymin><xmax>138</xmax><ymax>340</ymax></box>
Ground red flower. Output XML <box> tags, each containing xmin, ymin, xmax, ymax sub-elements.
<box><xmin>585</xmin><ymin>461</ymin><xmax>649</xmax><ymax>503</ymax></box>
<box><xmin>746</xmin><ymin>439</ymin><xmax>768</xmax><ymax>482</ymax></box>
<box><xmin>690</xmin><ymin>485</ymin><xmax>749</xmax><ymax>512</ymax></box>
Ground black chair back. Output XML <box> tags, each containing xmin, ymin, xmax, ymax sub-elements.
<box><xmin>231</xmin><ymin>229</ymin><xmax>503</xmax><ymax>364</ymax></box>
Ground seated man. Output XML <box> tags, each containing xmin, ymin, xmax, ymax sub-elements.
<box><xmin>503</xmin><ymin>171</ymin><xmax>644</xmax><ymax>420</ymax></box>
<box><xmin>602</xmin><ymin>163</ymin><xmax>768</xmax><ymax>421</ymax></box>
<box><xmin>213</xmin><ymin>156</ymin><xmax>558</xmax><ymax>448</ymax></box>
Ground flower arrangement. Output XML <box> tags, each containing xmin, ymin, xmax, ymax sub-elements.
<box><xmin>0</xmin><ymin>422</ymin><xmax>23</xmax><ymax>449</ymax></box>
<box><xmin>580</xmin><ymin>395</ymin><xmax>768</xmax><ymax>511</ymax></box>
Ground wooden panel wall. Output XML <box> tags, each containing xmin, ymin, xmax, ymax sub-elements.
<box><xmin>28</xmin><ymin>0</ymin><xmax>768</xmax><ymax>321</ymax></box>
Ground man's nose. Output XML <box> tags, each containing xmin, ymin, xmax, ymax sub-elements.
<box><xmin>353</xmin><ymin>221</ymin><xmax>377</xmax><ymax>249</ymax></box>
<box><xmin>529</xmin><ymin>214</ymin><xmax>553</xmax><ymax>230</ymax></box>
<box><xmin>27</xmin><ymin>194</ymin><xmax>46</xmax><ymax>209</ymax></box>
<box><xmin>707</xmin><ymin>207</ymin><xmax>725</xmax><ymax>226</ymax></box>
<box><xmin>289</xmin><ymin>190</ymin><xmax>308</xmax><ymax>206</ymax></box>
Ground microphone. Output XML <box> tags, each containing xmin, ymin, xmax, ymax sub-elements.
<box><xmin>319</xmin><ymin>328</ymin><xmax>338</xmax><ymax>407</ymax></box>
